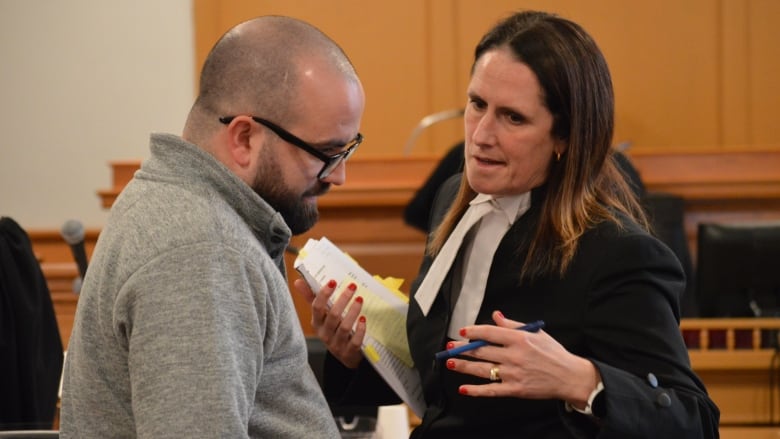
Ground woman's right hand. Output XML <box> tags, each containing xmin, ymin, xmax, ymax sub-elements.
<box><xmin>293</xmin><ymin>278</ymin><xmax>366</xmax><ymax>369</ymax></box>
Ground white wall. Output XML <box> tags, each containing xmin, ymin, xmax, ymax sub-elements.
<box><xmin>0</xmin><ymin>0</ymin><xmax>194</xmax><ymax>230</ymax></box>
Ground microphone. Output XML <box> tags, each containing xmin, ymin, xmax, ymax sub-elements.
<box><xmin>60</xmin><ymin>219</ymin><xmax>89</xmax><ymax>282</ymax></box>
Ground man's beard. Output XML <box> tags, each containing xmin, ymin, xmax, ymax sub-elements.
<box><xmin>251</xmin><ymin>158</ymin><xmax>329</xmax><ymax>235</ymax></box>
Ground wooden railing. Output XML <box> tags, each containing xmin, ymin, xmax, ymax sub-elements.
<box><xmin>682</xmin><ymin>318</ymin><xmax>780</xmax><ymax>357</ymax></box>
<box><xmin>681</xmin><ymin>318</ymin><xmax>780</xmax><ymax>437</ymax></box>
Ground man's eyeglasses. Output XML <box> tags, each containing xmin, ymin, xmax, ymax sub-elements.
<box><xmin>219</xmin><ymin>115</ymin><xmax>363</xmax><ymax>179</ymax></box>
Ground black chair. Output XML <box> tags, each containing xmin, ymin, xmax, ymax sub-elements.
<box><xmin>643</xmin><ymin>193</ymin><xmax>697</xmax><ymax>317</ymax></box>
<box><xmin>695</xmin><ymin>221</ymin><xmax>780</xmax><ymax>318</ymax></box>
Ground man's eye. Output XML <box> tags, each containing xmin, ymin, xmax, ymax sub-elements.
<box><xmin>469</xmin><ymin>98</ymin><xmax>486</xmax><ymax>110</ymax></box>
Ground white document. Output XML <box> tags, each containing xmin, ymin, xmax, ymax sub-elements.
<box><xmin>294</xmin><ymin>237</ymin><xmax>426</xmax><ymax>418</ymax></box>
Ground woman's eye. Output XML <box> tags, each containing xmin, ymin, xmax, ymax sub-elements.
<box><xmin>507</xmin><ymin>112</ymin><xmax>526</xmax><ymax>124</ymax></box>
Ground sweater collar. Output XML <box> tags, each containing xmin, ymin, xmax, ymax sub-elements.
<box><xmin>144</xmin><ymin>133</ymin><xmax>291</xmax><ymax>258</ymax></box>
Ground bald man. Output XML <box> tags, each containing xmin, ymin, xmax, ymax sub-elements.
<box><xmin>60</xmin><ymin>16</ymin><xmax>364</xmax><ymax>438</ymax></box>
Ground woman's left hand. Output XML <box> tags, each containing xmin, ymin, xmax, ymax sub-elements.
<box><xmin>447</xmin><ymin>311</ymin><xmax>599</xmax><ymax>407</ymax></box>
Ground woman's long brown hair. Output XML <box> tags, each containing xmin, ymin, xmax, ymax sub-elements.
<box><xmin>428</xmin><ymin>11</ymin><xmax>648</xmax><ymax>281</ymax></box>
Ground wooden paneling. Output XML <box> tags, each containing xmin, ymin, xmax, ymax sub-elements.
<box><xmin>194</xmin><ymin>0</ymin><xmax>779</xmax><ymax>156</ymax></box>
<box><xmin>192</xmin><ymin>0</ymin><xmax>464</xmax><ymax>157</ymax></box>
<box><xmin>747</xmin><ymin>0</ymin><xmax>780</xmax><ymax>146</ymax></box>
<box><xmin>720</xmin><ymin>427</ymin><xmax>780</xmax><ymax>439</ymax></box>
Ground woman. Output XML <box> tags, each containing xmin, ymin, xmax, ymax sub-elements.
<box><xmin>298</xmin><ymin>10</ymin><xmax>719</xmax><ymax>438</ymax></box>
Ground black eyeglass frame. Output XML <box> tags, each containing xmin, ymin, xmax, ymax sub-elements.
<box><xmin>219</xmin><ymin>115</ymin><xmax>363</xmax><ymax>179</ymax></box>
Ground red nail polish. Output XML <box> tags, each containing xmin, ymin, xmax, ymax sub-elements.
<box><xmin>348</xmin><ymin>282</ymin><xmax>357</xmax><ymax>291</ymax></box>
<box><xmin>459</xmin><ymin>328</ymin><xmax>467</xmax><ymax>337</ymax></box>
<box><xmin>459</xmin><ymin>387</ymin><xmax>468</xmax><ymax>395</ymax></box>
<box><xmin>355</xmin><ymin>296</ymin><xmax>363</xmax><ymax>304</ymax></box>
<box><xmin>446</xmin><ymin>342</ymin><xmax>454</xmax><ymax>350</ymax></box>
<box><xmin>496</xmin><ymin>311</ymin><xmax>504</xmax><ymax>319</ymax></box>
<box><xmin>327</xmin><ymin>279</ymin><xmax>337</xmax><ymax>288</ymax></box>
<box><xmin>359</xmin><ymin>316</ymin><xmax>366</xmax><ymax>323</ymax></box>
<box><xmin>446</xmin><ymin>360</ymin><xmax>455</xmax><ymax>369</ymax></box>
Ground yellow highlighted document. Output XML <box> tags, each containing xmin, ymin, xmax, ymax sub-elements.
<box><xmin>294</xmin><ymin>237</ymin><xmax>426</xmax><ymax>418</ymax></box>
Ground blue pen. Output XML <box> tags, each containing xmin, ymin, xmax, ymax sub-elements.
<box><xmin>434</xmin><ymin>320</ymin><xmax>545</xmax><ymax>361</ymax></box>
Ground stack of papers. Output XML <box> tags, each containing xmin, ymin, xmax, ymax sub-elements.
<box><xmin>294</xmin><ymin>237</ymin><xmax>426</xmax><ymax>418</ymax></box>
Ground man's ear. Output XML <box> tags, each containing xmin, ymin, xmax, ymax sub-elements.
<box><xmin>224</xmin><ymin>118</ymin><xmax>263</xmax><ymax>170</ymax></box>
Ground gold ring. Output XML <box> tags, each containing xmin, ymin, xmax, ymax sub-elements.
<box><xmin>489</xmin><ymin>365</ymin><xmax>501</xmax><ymax>382</ymax></box>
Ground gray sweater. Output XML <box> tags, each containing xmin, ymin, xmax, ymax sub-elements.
<box><xmin>60</xmin><ymin>133</ymin><xmax>339</xmax><ymax>438</ymax></box>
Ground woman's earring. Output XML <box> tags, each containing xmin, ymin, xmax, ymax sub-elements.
<box><xmin>556</xmin><ymin>151</ymin><xmax>561</xmax><ymax>162</ymax></box>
